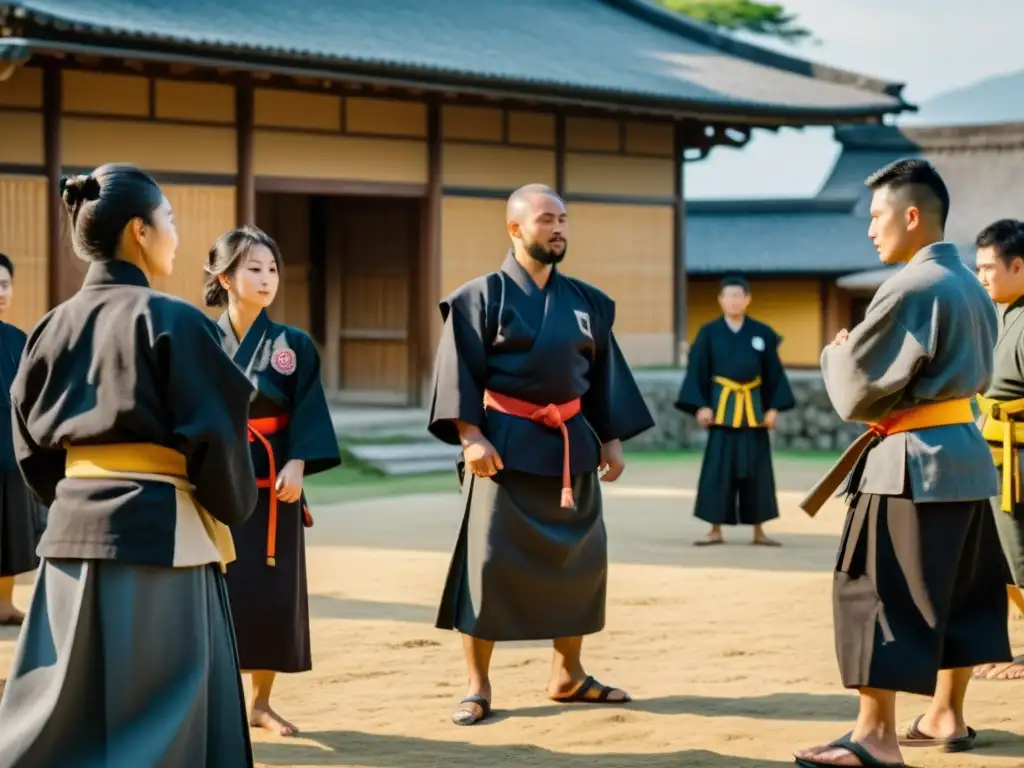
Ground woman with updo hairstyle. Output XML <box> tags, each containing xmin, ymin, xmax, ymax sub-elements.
<box><xmin>0</xmin><ymin>163</ymin><xmax>258</xmax><ymax>767</ymax></box>
<box><xmin>205</xmin><ymin>225</ymin><xmax>340</xmax><ymax>737</ymax></box>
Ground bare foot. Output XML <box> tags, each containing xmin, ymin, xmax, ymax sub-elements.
<box><xmin>752</xmin><ymin>534</ymin><xmax>782</xmax><ymax>547</ymax></box>
<box><xmin>250</xmin><ymin>704</ymin><xmax>299</xmax><ymax>736</ymax></box>
<box><xmin>694</xmin><ymin>532</ymin><xmax>724</xmax><ymax>546</ymax></box>
<box><xmin>549</xmin><ymin>674</ymin><xmax>630</xmax><ymax>703</ymax></box>
<box><xmin>451</xmin><ymin>680</ymin><xmax>492</xmax><ymax>725</ymax></box>
<box><xmin>973</xmin><ymin>658</ymin><xmax>1024</xmax><ymax>680</ymax></box>
<box><xmin>794</xmin><ymin>734</ymin><xmax>902</xmax><ymax>766</ymax></box>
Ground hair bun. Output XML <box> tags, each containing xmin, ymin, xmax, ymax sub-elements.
<box><xmin>60</xmin><ymin>174</ymin><xmax>101</xmax><ymax>207</ymax></box>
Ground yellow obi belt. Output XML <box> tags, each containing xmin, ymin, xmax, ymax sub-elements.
<box><xmin>64</xmin><ymin>442</ymin><xmax>235</xmax><ymax>569</ymax></box>
<box><xmin>976</xmin><ymin>395</ymin><xmax>1024</xmax><ymax>512</ymax></box>
<box><xmin>713</xmin><ymin>376</ymin><xmax>762</xmax><ymax>428</ymax></box>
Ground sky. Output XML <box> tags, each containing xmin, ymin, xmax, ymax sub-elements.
<box><xmin>685</xmin><ymin>0</ymin><xmax>1024</xmax><ymax>199</ymax></box>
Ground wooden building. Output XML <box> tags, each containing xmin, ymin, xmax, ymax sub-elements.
<box><xmin>685</xmin><ymin>121</ymin><xmax>1024</xmax><ymax>367</ymax></box>
<box><xmin>0</xmin><ymin>0</ymin><xmax>909</xmax><ymax>403</ymax></box>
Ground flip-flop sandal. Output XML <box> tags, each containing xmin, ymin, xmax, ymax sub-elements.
<box><xmin>551</xmin><ymin>675</ymin><xmax>630</xmax><ymax>704</ymax></box>
<box><xmin>752</xmin><ymin>539</ymin><xmax>782</xmax><ymax>547</ymax></box>
<box><xmin>0</xmin><ymin>616</ymin><xmax>23</xmax><ymax>627</ymax></box>
<box><xmin>451</xmin><ymin>695</ymin><xmax>491</xmax><ymax>726</ymax></box>
<box><xmin>694</xmin><ymin>538</ymin><xmax>724</xmax><ymax>547</ymax></box>
<box><xmin>795</xmin><ymin>735</ymin><xmax>904</xmax><ymax>767</ymax></box>
<box><xmin>899</xmin><ymin>714</ymin><xmax>976</xmax><ymax>752</ymax></box>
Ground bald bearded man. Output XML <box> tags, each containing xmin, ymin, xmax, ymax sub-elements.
<box><xmin>428</xmin><ymin>184</ymin><xmax>655</xmax><ymax>725</ymax></box>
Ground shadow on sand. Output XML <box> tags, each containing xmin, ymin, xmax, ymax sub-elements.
<box><xmin>253</xmin><ymin>730</ymin><xmax>798</xmax><ymax>767</ymax></box>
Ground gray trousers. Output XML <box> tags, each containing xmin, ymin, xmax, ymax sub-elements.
<box><xmin>992</xmin><ymin>497</ymin><xmax>1024</xmax><ymax>587</ymax></box>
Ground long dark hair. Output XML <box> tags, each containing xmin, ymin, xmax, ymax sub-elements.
<box><xmin>60</xmin><ymin>163</ymin><xmax>164</xmax><ymax>262</ymax></box>
<box><xmin>204</xmin><ymin>225</ymin><xmax>284</xmax><ymax>307</ymax></box>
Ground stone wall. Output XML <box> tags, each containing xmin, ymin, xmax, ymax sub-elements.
<box><xmin>629</xmin><ymin>369</ymin><xmax>864</xmax><ymax>452</ymax></box>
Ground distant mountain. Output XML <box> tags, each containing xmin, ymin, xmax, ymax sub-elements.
<box><xmin>901</xmin><ymin>69</ymin><xmax>1024</xmax><ymax>125</ymax></box>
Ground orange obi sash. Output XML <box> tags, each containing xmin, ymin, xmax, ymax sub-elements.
<box><xmin>482</xmin><ymin>389</ymin><xmax>582</xmax><ymax>508</ymax></box>
<box><xmin>799</xmin><ymin>398</ymin><xmax>975</xmax><ymax>516</ymax></box>
<box><xmin>248</xmin><ymin>414</ymin><xmax>291</xmax><ymax>566</ymax></box>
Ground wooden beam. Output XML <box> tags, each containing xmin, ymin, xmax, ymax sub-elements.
<box><xmin>673</xmin><ymin>121</ymin><xmax>688</xmax><ymax>366</ymax></box>
<box><xmin>43</xmin><ymin>61</ymin><xmax>73</xmax><ymax>306</ymax></box>
<box><xmin>236</xmin><ymin>83</ymin><xmax>255</xmax><ymax>226</ymax></box>
<box><xmin>414</xmin><ymin>97</ymin><xmax>443</xmax><ymax>406</ymax></box>
<box><xmin>555</xmin><ymin>111</ymin><xmax>566</xmax><ymax>197</ymax></box>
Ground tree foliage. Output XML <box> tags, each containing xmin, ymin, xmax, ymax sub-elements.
<box><xmin>656</xmin><ymin>0</ymin><xmax>812</xmax><ymax>43</ymax></box>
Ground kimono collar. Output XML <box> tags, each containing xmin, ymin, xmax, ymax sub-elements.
<box><xmin>906</xmin><ymin>241</ymin><xmax>961</xmax><ymax>268</ymax></box>
<box><xmin>82</xmin><ymin>259</ymin><xmax>150</xmax><ymax>289</ymax></box>
<box><xmin>218</xmin><ymin>308</ymin><xmax>271</xmax><ymax>369</ymax></box>
<box><xmin>500</xmin><ymin>249</ymin><xmax>556</xmax><ymax>297</ymax></box>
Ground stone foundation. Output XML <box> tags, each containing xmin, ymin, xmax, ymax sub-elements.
<box><xmin>629</xmin><ymin>369</ymin><xmax>863</xmax><ymax>452</ymax></box>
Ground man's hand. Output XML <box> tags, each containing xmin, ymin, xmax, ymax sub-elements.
<box><xmin>599</xmin><ymin>439</ymin><xmax>625</xmax><ymax>482</ymax></box>
<box><xmin>457</xmin><ymin>421</ymin><xmax>503</xmax><ymax>478</ymax></box>
<box><xmin>763</xmin><ymin>409</ymin><xmax>778</xmax><ymax>429</ymax></box>
<box><xmin>830</xmin><ymin>329</ymin><xmax>849</xmax><ymax>347</ymax></box>
<box><xmin>696</xmin><ymin>407</ymin><xmax>714</xmax><ymax>428</ymax></box>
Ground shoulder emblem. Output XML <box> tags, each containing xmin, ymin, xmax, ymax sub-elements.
<box><xmin>751</xmin><ymin>335</ymin><xmax>765</xmax><ymax>352</ymax></box>
<box><xmin>574</xmin><ymin>309</ymin><xmax>593</xmax><ymax>340</ymax></box>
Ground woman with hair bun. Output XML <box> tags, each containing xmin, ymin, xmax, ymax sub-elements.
<box><xmin>0</xmin><ymin>163</ymin><xmax>258</xmax><ymax>767</ymax></box>
<box><xmin>205</xmin><ymin>224</ymin><xmax>340</xmax><ymax>737</ymax></box>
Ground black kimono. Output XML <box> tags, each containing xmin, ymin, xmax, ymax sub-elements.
<box><xmin>675</xmin><ymin>316</ymin><xmax>795</xmax><ymax>526</ymax></box>
<box><xmin>0</xmin><ymin>320</ymin><xmax>40</xmax><ymax>578</ymax></box>
<box><xmin>429</xmin><ymin>252</ymin><xmax>654</xmax><ymax>642</ymax></box>
<box><xmin>0</xmin><ymin>260</ymin><xmax>258</xmax><ymax>767</ymax></box>
<box><xmin>219</xmin><ymin>309</ymin><xmax>341</xmax><ymax>673</ymax></box>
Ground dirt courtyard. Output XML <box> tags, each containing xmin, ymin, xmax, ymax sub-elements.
<box><xmin>2</xmin><ymin>456</ymin><xmax>1022</xmax><ymax>767</ymax></box>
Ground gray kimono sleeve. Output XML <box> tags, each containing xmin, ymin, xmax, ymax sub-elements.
<box><xmin>820</xmin><ymin>291</ymin><xmax>930</xmax><ymax>423</ymax></box>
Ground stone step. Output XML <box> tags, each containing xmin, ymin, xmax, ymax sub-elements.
<box><xmin>348</xmin><ymin>442</ymin><xmax>459</xmax><ymax>463</ymax></box>
<box><xmin>378</xmin><ymin>457</ymin><xmax>459</xmax><ymax>476</ymax></box>
<box><xmin>346</xmin><ymin>440</ymin><xmax>459</xmax><ymax>476</ymax></box>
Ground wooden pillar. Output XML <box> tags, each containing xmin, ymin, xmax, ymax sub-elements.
<box><xmin>414</xmin><ymin>98</ymin><xmax>443</xmax><ymax>405</ymax></box>
<box><xmin>235</xmin><ymin>83</ymin><xmax>255</xmax><ymax>226</ymax></box>
<box><xmin>554</xmin><ymin>111</ymin><xmax>566</xmax><ymax>197</ymax></box>
<box><xmin>672</xmin><ymin>121</ymin><xmax>688</xmax><ymax>366</ymax></box>
<box><xmin>43</xmin><ymin>61</ymin><xmax>73</xmax><ymax>306</ymax></box>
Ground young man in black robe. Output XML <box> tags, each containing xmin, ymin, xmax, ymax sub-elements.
<box><xmin>971</xmin><ymin>218</ymin><xmax>1024</xmax><ymax>683</ymax></box>
<box><xmin>675</xmin><ymin>276</ymin><xmax>795</xmax><ymax>546</ymax></box>
<box><xmin>428</xmin><ymin>183</ymin><xmax>655</xmax><ymax>726</ymax></box>
<box><xmin>0</xmin><ymin>253</ymin><xmax>39</xmax><ymax>627</ymax></box>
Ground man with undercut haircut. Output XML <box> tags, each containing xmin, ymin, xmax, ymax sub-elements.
<box><xmin>972</xmin><ymin>218</ymin><xmax>1024</xmax><ymax>683</ymax></box>
<box><xmin>796</xmin><ymin>159</ymin><xmax>1012</xmax><ymax>767</ymax></box>
<box><xmin>427</xmin><ymin>183</ymin><xmax>655</xmax><ymax>726</ymax></box>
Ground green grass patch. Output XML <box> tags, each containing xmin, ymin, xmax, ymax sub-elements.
<box><xmin>304</xmin><ymin>463</ymin><xmax>456</xmax><ymax>505</ymax></box>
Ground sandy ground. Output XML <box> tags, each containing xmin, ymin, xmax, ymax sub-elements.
<box><xmin>2</xmin><ymin>458</ymin><xmax>1023</xmax><ymax>767</ymax></box>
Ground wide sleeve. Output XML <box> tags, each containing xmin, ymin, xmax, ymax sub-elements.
<box><xmin>427</xmin><ymin>291</ymin><xmax>489</xmax><ymax>446</ymax></box>
<box><xmin>163</xmin><ymin>311</ymin><xmax>258</xmax><ymax>527</ymax></box>
<box><xmin>820</xmin><ymin>291</ymin><xmax>928</xmax><ymax>423</ymax></box>
<box><xmin>760</xmin><ymin>328</ymin><xmax>796</xmax><ymax>412</ymax></box>
<box><xmin>286</xmin><ymin>332</ymin><xmax>341</xmax><ymax>477</ymax></box>
<box><xmin>11</xmin><ymin>404</ymin><xmax>65</xmax><ymax>507</ymax></box>
<box><xmin>673</xmin><ymin>324</ymin><xmax>712</xmax><ymax>415</ymax></box>
<box><xmin>581</xmin><ymin>298</ymin><xmax>655</xmax><ymax>443</ymax></box>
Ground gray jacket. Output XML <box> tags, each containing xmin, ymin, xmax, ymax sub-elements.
<box><xmin>821</xmin><ymin>241</ymin><xmax>999</xmax><ymax>502</ymax></box>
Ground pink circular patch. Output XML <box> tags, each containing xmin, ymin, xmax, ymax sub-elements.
<box><xmin>271</xmin><ymin>348</ymin><xmax>296</xmax><ymax>375</ymax></box>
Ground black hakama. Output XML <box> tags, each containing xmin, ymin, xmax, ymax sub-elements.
<box><xmin>0</xmin><ymin>468</ymin><xmax>39</xmax><ymax>578</ymax></box>
<box><xmin>0</xmin><ymin>259</ymin><xmax>259</xmax><ymax>767</ymax></box>
<box><xmin>429</xmin><ymin>253</ymin><xmax>654</xmax><ymax>642</ymax></box>
<box><xmin>676</xmin><ymin>316</ymin><xmax>795</xmax><ymax>527</ymax></box>
<box><xmin>833</xmin><ymin>491</ymin><xmax>1013</xmax><ymax>696</ymax></box>
<box><xmin>217</xmin><ymin>310</ymin><xmax>341</xmax><ymax>673</ymax></box>
<box><xmin>0</xmin><ymin>560</ymin><xmax>252</xmax><ymax>767</ymax></box>
<box><xmin>437</xmin><ymin>469</ymin><xmax>606</xmax><ymax>641</ymax></box>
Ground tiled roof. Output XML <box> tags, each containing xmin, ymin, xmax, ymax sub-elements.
<box><xmin>688</xmin><ymin>121</ymin><xmax>1024</xmax><ymax>275</ymax></box>
<box><xmin>1</xmin><ymin>0</ymin><xmax>910</xmax><ymax>121</ymax></box>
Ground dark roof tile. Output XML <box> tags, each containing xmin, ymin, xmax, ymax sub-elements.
<box><xmin>5</xmin><ymin>0</ymin><xmax>909</xmax><ymax>120</ymax></box>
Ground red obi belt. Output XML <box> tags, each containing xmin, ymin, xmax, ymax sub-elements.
<box><xmin>248</xmin><ymin>414</ymin><xmax>309</xmax><ymax>566</ymax></box>
<box><xmin>482</xmin><ymin>389</ymin><xmax>582</xmax><ymax>508</ymax></box>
